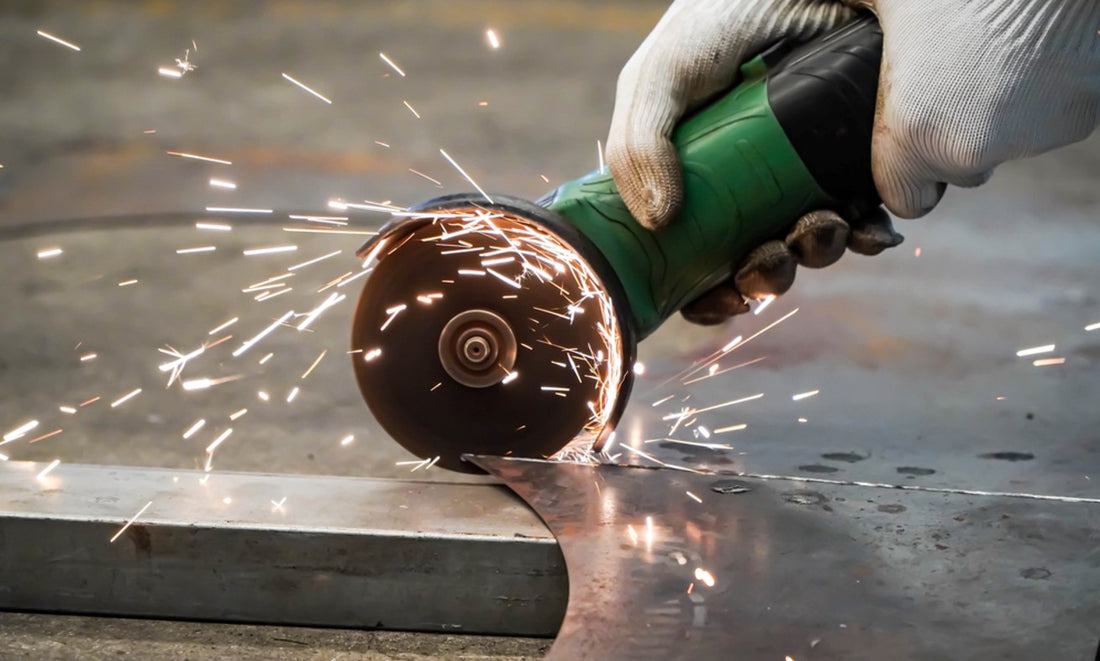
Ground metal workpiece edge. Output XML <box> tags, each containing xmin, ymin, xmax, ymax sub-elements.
<box><xmin>0</xmin><ymin>461</ymin><xmax>566</xmax><ymax>635</ymax></box>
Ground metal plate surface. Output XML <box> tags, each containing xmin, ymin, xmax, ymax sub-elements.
<box><xmin>0</xmin><ymin>461</ymin><xmax>566</xmax><ymax>635</ymax></box>
<box><xmin>473</xmin><ymin>455</ymin><xmax>1100</xmax><ymax>661</ymax></box>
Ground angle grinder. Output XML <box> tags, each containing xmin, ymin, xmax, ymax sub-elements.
<box><xmin>352</xmin><ymin>16</ymin><xmax>883</xmax><ymax>472</ymax></box>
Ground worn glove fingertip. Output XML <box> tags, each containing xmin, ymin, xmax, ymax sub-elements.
<box><xmin>681</xmin><ymin>284</ymin><xmax>750</xmax><ymax>326</ymax></box>
<box><xmin>848</xmin><ymin>207</ymin><xmax>905</xmax><ymax>256</ymax></box>
<box><xmin>734</xmin><ymin>241</ymin><xmax>797</xmax><ymax>299</ymax></box>
<box><xmin>786</xmin><ymin>210</ymin><xmax>850</xmax><ymax>268</ymax></box>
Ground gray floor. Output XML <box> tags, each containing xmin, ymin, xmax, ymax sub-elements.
<box><xmin>1</xmin><ymin>0</ymin><xmax>1097</xmax><ymax>658</ymax></box>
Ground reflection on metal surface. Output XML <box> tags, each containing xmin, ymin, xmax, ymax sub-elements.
<box><xmin>472</xmin><ymin>455</ymin><xmax>1100</xmax><ymax>661</ymax></box>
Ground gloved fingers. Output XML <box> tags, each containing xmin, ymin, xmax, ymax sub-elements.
<box><xmin>785</xmin><ymin>209</ymin><xmax>850</xmax><ymax>268</ymax></box>
<box><xmin>846</xmin><ymin>206</ymin><xmax>904</xmax><ymax>256</ymax></box>
<box><xmin>606</xmin><ymin>122</ymin><xmax>684</xmax><ymax>231</ymax></box>
<box><xmin>607</xmin><ymin>0</ymin><xmax>856</xmax><ymax>229</ymax></box>
<box><xmin>868</xmin><ymin>120</ymin><xmax>947</xmax><ymax>218</ymax></box>
<box><xmin>733</xmin><ymin>240</ymin><xmax>797</xmax><ymax>299</ymax></box>
<box><xmin>680</xmin><ymin>281</ymin><xmax>750</xmax><ymax>326</ymax></box>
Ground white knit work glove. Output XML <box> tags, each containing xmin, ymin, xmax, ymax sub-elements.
<box><xmin>607</xmin><ymin>0</ymin><xmax>1100</xmax><ymax>324</ymax></box>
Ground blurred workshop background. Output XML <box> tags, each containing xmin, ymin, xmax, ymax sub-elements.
<box><xmin>0</xmin><ymin>1</ymin><xmax>1096</xmax><ymax>658</ymax></box>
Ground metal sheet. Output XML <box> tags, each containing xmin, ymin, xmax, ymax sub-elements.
<box><xmin>472</xmin><ymin>455</ymin><xmax>1100</xmax><ymax>660</ymax></box>
<box><xmin>0</xmin><ymin>461</ymin><xmax>566</xmax><ymax>635</ymax></box>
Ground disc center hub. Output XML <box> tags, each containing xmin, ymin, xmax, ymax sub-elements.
<box><xmin>438</xmin><ymin>309</ymin><xmax>517</xmax><ymax>388</ymax></box>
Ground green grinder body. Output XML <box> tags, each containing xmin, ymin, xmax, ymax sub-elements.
<box><xmin>540</xmin><ymin>16</ymin><xmax>883</xmax><ymax>340</ymax></box>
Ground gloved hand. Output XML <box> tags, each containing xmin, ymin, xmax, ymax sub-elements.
<box><xmin>607</xmin><ymin>0</ymin><xmax>1100</xmax><ymax>324</ymax></box>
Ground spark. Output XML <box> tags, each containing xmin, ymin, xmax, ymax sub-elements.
<box><xmin>110</xmin><ymin>501</ymin><xmax>153</xmax><ymax>543</ymax></box>
<box><xmin>58</xmin><ymin>406</ymin><xmax>77</xmax><ymax>415</ymax></box>
<box><xmin>458</xmin><ymin>269</ymin><xmax>486</xmax><ymax>276</ymax></box>
<box><xmin>666</xmin><ymin>392</ymin><xmax>763</xmax><ymax>418</ymax></box>
<box><xmin>791</xmin><ymin>389</ymin><xmax>819</xmax><ymax>401</ymax></box>
<box><xmin>158</xmin><ymin>67</ymin><xmax>183</xmax><ymax>78</ymax></box>
<box><xmin>360</xmin><ymin>238</ymin><xmax>390</xmax><ymax>267</ymax></box>
<box><xmin>714</xmin><ymin>423</ymin><xmax>747</xmax><ymax>434</ymax></box>
<box><xmin>271</xmin><ymin>497</ymin><xmax>287</xmax><ymax>511</ymax></box>
<box><xmin>1033</xmin><ymin>357</ymin><xmax>1065</xmax><ymax>367</ymax></box>
<box><xmin>79</xmin><ymin>352</ymin><xmax>97</xmax><ymax>362</ymax></box>
<box><xmin>339</xmin><ymin>434</ymin><xmax>355</xmax><ymax>446</ymax></box>
<box><xmin>182</xmin><ymin>375</ymin><xmax>242</xmax><ymax>391</ymax></box>
<box><xmin>289</xmin><ymin>250</ymin><xmax>342</xmax><ymax>271</ymax></box>
<box><xmin>486</xmin><ymin>28</ymin><xmax>501</xmax><ymax>49</ymax></box>
<box><xmin>229</xmin><ymin>408</ymin><xmax>248</xmax><ymax>421</ymax></box>
<box><xmin>286</xmin><ymin>387</ymin><xmax>300</xmax><ymax>403</ymax></box>
<box><xmin>110</xmin><ymin>388</ymin><xmax>142</xmax><ymax>408</ymax></box>
<box><xmin>3</xmin><ymin>420</ymin><xmax>39</xmax><ymax>443</ymax></box>
<box><xmin>753</xmin><ymin>294</ymin><xmax>776</xmax><ymax>315</ymax></box>
<box><xmin>208</xmin><ymin>178</ymin><xmax>238</xmax><ymax>190</ymax></box>
<box><xmin>914</xmin><ymin>247</ymin><xmax>922</xmax><ymax>257</ymax></box>
<box><xmin>288</xmin><ymin>214</ymin><xmax>348</xmax><ymax>224</ymax></box>
<box><xmin>176</xmin><ymin>246</ymin><xmax>216</xmax><ymax>254</ymax></box>
<box><xmin>208</xmin><ymin>317</ymin><xmax>238</xmax><ymax>334</ymax></box>
<box><xmin>644</xmin><ymin>516</ymin><xmax>655</xmax><ymax>549</ymax></box>
<box><xmin>36</xmin><ymin>459</ymin><xmax>61</xmax><ymax>480</ymax></box>
<box><xmin>363</xmin><ymin>348</ymin><xmax>382</xmax><ymax>362</ymax></box>
<box><xmin>182</xmin><ymin>419</ymin><xmax>206</xmax><ymax>439</ymax></box>
<box><xmin>680</xmin><ymin>310</ymin><xmax>797</xmax><ymax>384</ymax></box>
<box><xmin>430</xmin><ymin>382</ymin><xmax>442</xmax><ymax>391</ymax></box>
<box><xmin>402</xmin><ymin>100</ymin><xmax>421</xmax><ymax>118</ymax></box>
<box><xmin>798</xmin><ymin>417</ymin><xmax>808</xmax><ymax>423</ymax></box>
<box><xmin>211</xmin><ymin>206</ymin><xmax>273</xmax><ymax>215</ymax></box>
<box><xmin>301</xmin><ymin>350</ymin><xmax>327</xmax><ymax>379</ymax></box>
<box><xmin>439</xmin><ymin>149</ymin><xmax>493</xmax><ymax>203</ymax></box>
<box><xmin>283</xmin><ymin>227</ymin><xmax>378</xmax><ymax>236</ymax></box>
<box><xmin>379</xmin><ymin>52</ymin><xmax>406</xmax><ymax>77</ymax></box>
<box><xmin>79</xmin><ymin>397</ymin><xmax>100</xmax><ymax>407</ymax></box>
<box><xmin>281</xmin><ymin>72</ymin><xmax>332</xmax><ymax>104</ymax></box>
<box><xmin>1086</xmin><ymin>322</ymin><xmax>1100</xmax><ymax>332</ymax></box>
<box><xmin>647</xmin><ymin>438</ymin><xmax>731</xmax><ymax>451</ymax></box>
<box><xmin>37</xmin><ymin>247</ymin><xmax>63</xmax><ymax>259</ymax></box>
<box><xmin>541</xmin><ymin>386</ymin><xmax>570</xmax><ymax>392</ymax></box>
<box><xmin>682</xmin><ymin>356</ymin><xmax>766</xmax><ymax>385</ymax></box>
<box><xmin>232</xmin><ymin>310</ymin><xmax>296</xmax><ymax>357</ymax></box>
<box><xmin>480</xmin><ymin>256</ymin><xmax>514</xmax><ymax>267</ymax></box>
<box><xmin>540</xmin><ymin>174</ymin><xmax>550</xmax><ymax>183</ymax></box>
<box><xmin>632</xmin><ymin>362</ymin><xmax>646</xmax><ymax>376</ymax></box>
<box><xmin>118</xmin><ymin>279</ymin><xmax>139</xmax><ymax>287</ymax></box>
<box><xmin>652</xmin><ymin>395</ymin><xmax>674</xmax><ymax>407</ymax></box>
<box><xmin>375</xmin><ymin>140</ymin><xmax>390</xmax><ymax>148</ymax></box>
<box><xmin>693</xmin><ymin>567</ymin><xmax>715</xmax><ymax>587</ymax></box>
<box><xmin>626</xmin><ymin>524</ymin><xmax>639</xmax><ymax>546</ymax></box>
<box><xmin>409</xmin><ymin>168</ymin><xmax>443</xmax><ymax>186</ymax></box>
<box><xmin>223</xmin><ymin>497</ymin><xmax>232</xmax><ymax>505</ymax></box>
<box><xmin>158</xmin><ymin>344</ymin><xmax>205</xmax><ymax>384</ymax></box>
<box><xmin>1016</xmin><ymin>344</ymin><xmax>1054</xmax><ymax>357</ymax></box>
<box><xmin>502</xmin><ymin>371</ymin><xmax>519</xmax><ymax>385</ymax></box>
<box><xmin>487</xmin><ymin>268</ymin><xmax>521</xmax><ymax>288</ymax></box>
<box><xmin>206</xmin><ymin>428</ymin><xmax>232</xmax><ymax>453</ymax></box>
<box><xmin>36</xmin><ymin>30</ymin><xmax>81</xmax><ymax>51</ymax></box>
<box><xmin>686</xmin><ymin>491</ymin><xmax>702</xmax><ymax>504</ymax></box>
<box><xmin>380</xmin><ymin>304</ymin><xmax>407</xmax><ymax>331</ymax></box>
<box><xmin>257</xmin><ymin>390</ymin><xmax>270</xmax><ymax>402</ymax></box>
<box><xmin>166</xmin><ymin>151</ymin><xmax>232</xmax><ymax>165</ymax></box>
<box><xmin>297</xmin><ymin>292</ymin><xmax>346</xmax><ymax>330</ymax></box>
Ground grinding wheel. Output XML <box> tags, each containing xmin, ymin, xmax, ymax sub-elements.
<box><xmin>351</xmin><ymin>194</ymin><xmax>635</xmax><ymax>472</ymax></box>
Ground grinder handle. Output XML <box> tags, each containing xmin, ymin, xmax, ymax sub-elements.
<box><xmin>542</xmin><ymin>16</ymin><xmax>883</xmax><ymax>339</ymax></box>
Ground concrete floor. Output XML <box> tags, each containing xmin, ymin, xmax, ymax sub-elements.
<box><xmin>0</xmin><ymin>0</ymin><xmax>1097</xmax><ymax>658</ymax></box>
